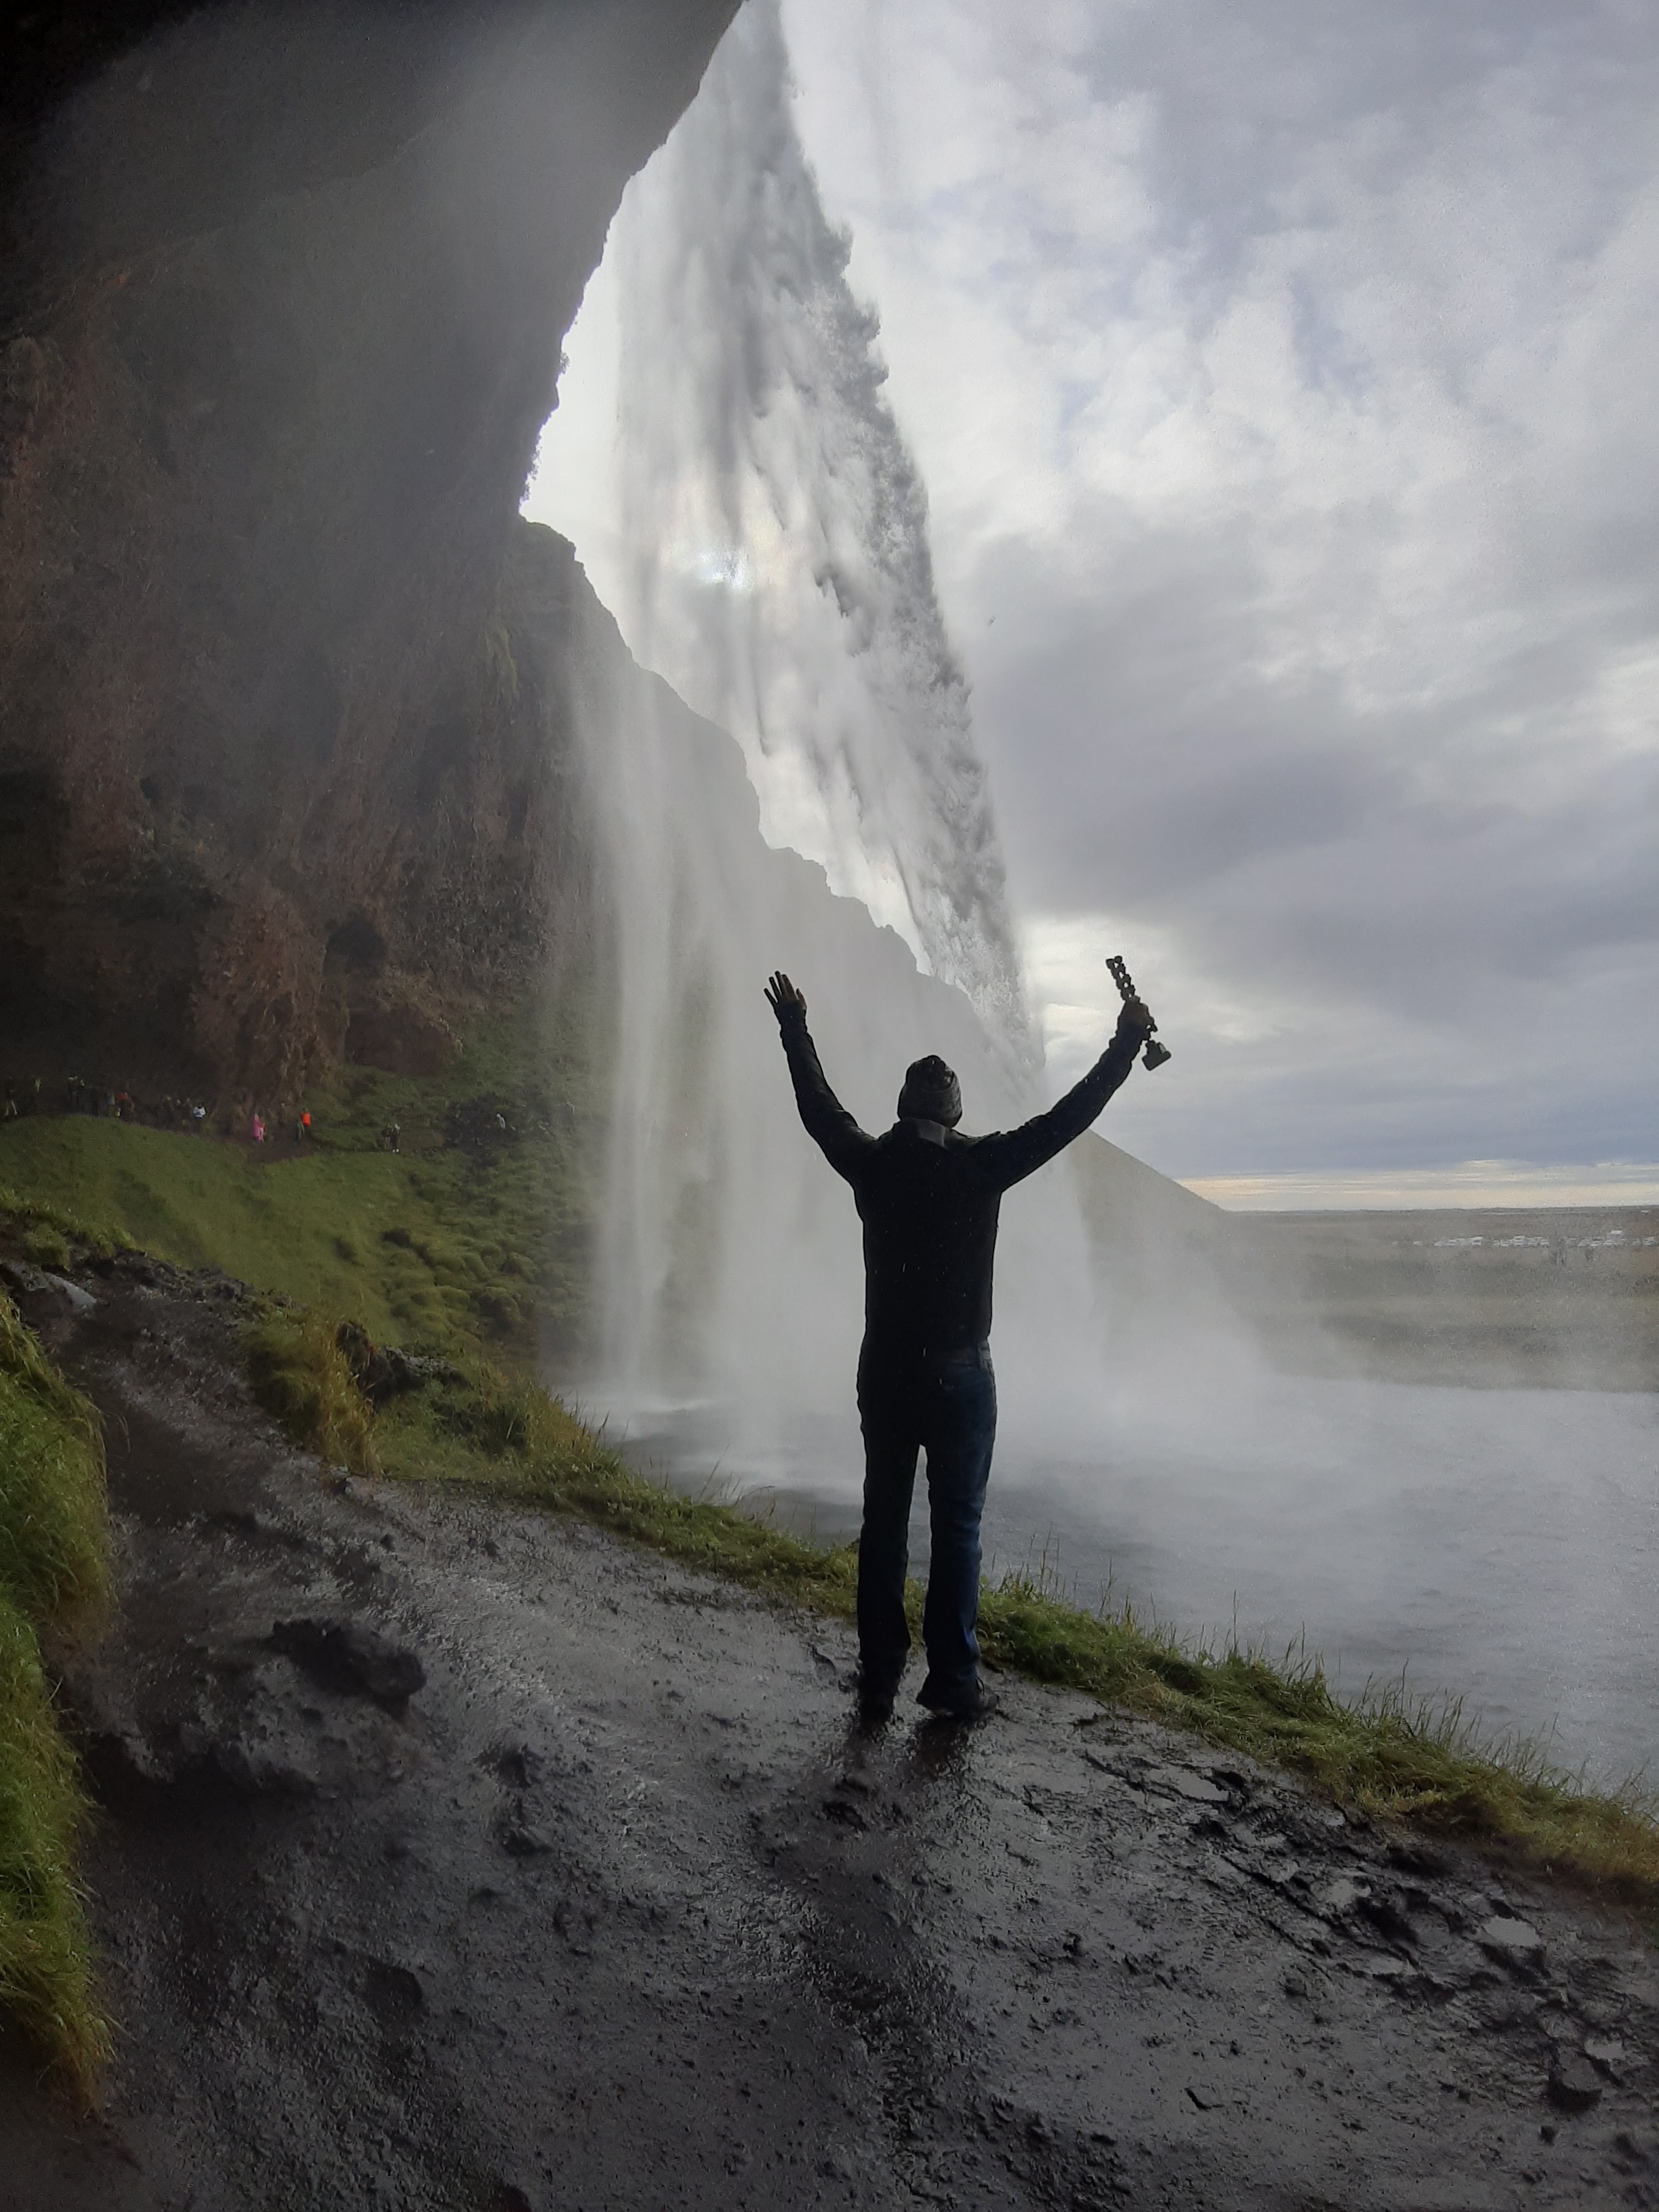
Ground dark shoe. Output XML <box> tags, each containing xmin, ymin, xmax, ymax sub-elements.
<box><xmin>856</xmin><ymin>1674</ymin><xmax>902</xmax><ymax>1726</ymax></box>
<box><xmin>916</xmin><ymin>1677</ymin><xmax>999</xmax><ymax>1723</ymax></box>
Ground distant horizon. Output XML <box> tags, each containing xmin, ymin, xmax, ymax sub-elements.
<box><xmin>1183</xmin><ymin>1163</ymin><xmax>1659</xmax><ymax>1212</ymax></box>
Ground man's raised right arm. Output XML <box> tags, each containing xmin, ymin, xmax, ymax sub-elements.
<box><xmin>764</xmin><ymin>971</ymin><xmax>875</xmax><ymax>1181</ymax></box>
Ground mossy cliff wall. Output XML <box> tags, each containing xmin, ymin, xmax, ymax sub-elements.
<box><xmin>0</xmin><ymin>0</ymin><xmax>738</xmax><ymax>1101</ymax></box>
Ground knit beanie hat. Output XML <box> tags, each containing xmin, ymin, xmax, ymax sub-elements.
<box><xmin>897</xmin><ymin>1055</ymin><xmax>962</xmax><ymax>1127</ymax></box>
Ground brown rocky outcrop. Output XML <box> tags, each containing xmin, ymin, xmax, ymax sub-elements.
<box><xmin>0</xmin><ymin>0</ymin><xmax>738</xmax><ymax>1101</ymax></box>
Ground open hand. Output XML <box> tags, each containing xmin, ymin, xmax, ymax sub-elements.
<box><xmin>764</xmin><ymin>970</ymin><xmax>807</xmax><ymax>1024</ymax></box>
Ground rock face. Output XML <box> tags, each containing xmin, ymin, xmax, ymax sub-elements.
<box><xmin>0</xmin><ymin>0</ymin><xmax>738</xmax><ymax>1101</ymax></box>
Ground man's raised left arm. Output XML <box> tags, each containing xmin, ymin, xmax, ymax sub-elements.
<box><xmin>765</xmin><ymin>971</ymin><xmax>876</xmax><ymax>1182</ymax></box>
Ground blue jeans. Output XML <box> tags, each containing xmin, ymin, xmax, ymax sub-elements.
<box><xmin>856</xmin><ymin>1341</ymin><xmax>997</xmax><ymax>1706</ymax></box>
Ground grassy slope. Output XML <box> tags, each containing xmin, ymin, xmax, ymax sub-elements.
<box><xmin>0</xmin><ymin>1002</ymin><xmax>602</xmax><ymax>1364</ymax></box>
<box><xmin>0</xmin><ymin>1119</ymin><xmax>574</xmax><ymax>1355</ymax></box>
<box><xmin>0</xmin><ymin>1298</ymin><xmax>110</xmax><ymax>2086</ymax></box>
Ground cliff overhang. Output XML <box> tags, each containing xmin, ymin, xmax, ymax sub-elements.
<box><xmin>1</xmin><ymin>0</ymin><xmax>739</xmax><ymax>1103</ymax></box>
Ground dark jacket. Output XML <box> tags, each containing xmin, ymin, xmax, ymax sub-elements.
<box><xmin>777</xmin><ymin>1010</ymin><xmax>1140</xmax><ymax>1357</ymax></box>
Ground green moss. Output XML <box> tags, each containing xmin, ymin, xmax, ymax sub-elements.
<box><xmin>0</xmin><ymin>1296</ymin><xmax>111</xmax><ymax>2087</ymax></box>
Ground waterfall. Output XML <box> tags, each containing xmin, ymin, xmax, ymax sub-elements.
<box><xmin>566</xmin><ymin>628</ymin><xmax>1033</xmax><ymax>1440</ymax></box>
<box><xmin>600</xmin><ymin>0</ymin><xmax>1029</xmax><ymax>1054</ymax></box>
<box><xmin>535</xmin><ymin>0</ymin><xmax>1130</xmax><ymax>1460</ymax></box>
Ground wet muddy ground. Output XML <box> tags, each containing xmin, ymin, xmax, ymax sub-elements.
<box><xmin>3</xmin><ymin>1255</ymin><xmax>1656</xmax><ymax>2210</ymax></box>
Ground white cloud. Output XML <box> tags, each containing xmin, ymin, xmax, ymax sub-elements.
<box><xmin>775</xmin><ymin>0</ymin><xmax>1659</xmax><ymax>1178</ymax></box>
<box><xmin>1187</xmin><ymin>1163</ymin><xmax>1659</xmax><ymax>1212</ymax></box>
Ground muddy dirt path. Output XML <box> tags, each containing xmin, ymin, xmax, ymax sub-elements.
<box><xmin>3</xmin><ymin>1256</ymin><xmax>1656</xmax><ymax>2209</ymax></box>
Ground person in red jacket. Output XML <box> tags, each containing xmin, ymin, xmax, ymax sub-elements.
<box><xmin>765</xmin><ymin>970</ymin><xmax>1153</xmax><ymax>1724</ymax></box>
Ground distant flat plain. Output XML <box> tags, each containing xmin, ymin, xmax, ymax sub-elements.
<box><xmin>1227</xmin><ymin>1204</ymin><xmax>1659</xmax><ymax>1393</ymax></box>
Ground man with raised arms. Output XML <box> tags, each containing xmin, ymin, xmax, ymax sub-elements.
<box><xmin>764</xmin><ymin>970</ymin><xmax>1154</xmax><ymax>1725</ymax></box>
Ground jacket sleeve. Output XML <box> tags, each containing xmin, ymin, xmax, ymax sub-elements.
<box><xmin>776</xmin><ymin>1009</ymin><xmax>876</xmax><ymax>1181</ymax></box>
<box><xmin>975</xmin><ymin>1029</ymin><xmax>1141</xmax><ymax>1191</ymax></box>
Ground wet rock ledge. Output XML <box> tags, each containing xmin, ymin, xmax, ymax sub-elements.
<box><xmin>2</xmin><ymin>1252</ymin><xmax>1656</xmax><ymax>2211</ymax></box>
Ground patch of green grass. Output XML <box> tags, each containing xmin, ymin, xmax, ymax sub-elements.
<box><xmin>0</xmin><ymin>1182</ymin><xmax>132</xmax><ymax>1274</ymax></box>
<box><xmin>0</xmin><ymin>1119</ymin><xmax>586</xmax><ymax>1362</ymax></box>
<box><xmin>0</xmin><ymin>1295</ymin><xmax>112</xmax><ymax>2089</ymax></box>
<box><xmin>0</xmin><ymin>998</ymin><xmax>605</xmax><ymax>1369</ymax></box>
<box><xmin>245</xmin><ymin>1309</ymin><xmax>379</xmax><ymax>1475</ymax></box>
<box><xmin>0</xmin><ymin>1118</ymin><xmax>592</xmax><ymax>1373</ymax></box>
<box><xmin>0</xmin><ymin>1300</ymin><xmax>109</xmax><ymax>1632</ymax></box>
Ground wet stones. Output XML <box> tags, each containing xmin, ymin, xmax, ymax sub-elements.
<box><xmin>362</xmin><ymin>1959</ymin><xmax>425</xmax><ymax>2024</ymax></box>
<box><xmin>0</xmin><ymin>1258</ymin><xmax>98</xmax><ymax>1319</ymax></box>
<box><xmin>1546</xmin><ymin>2055</ymin><xmax>1603</xmax><ymax>2112</ymax></box>
<box><xmin>1353</xmin><ymin>1887</ymin><xmax>1420</xmax><ymax>1948</ymax></box>
<box><xmin>496</xmin><ymin>1803</ymin><xmax>555</xmax><ymax>1856</ymax></box>
<box><xmin>269</xmin><ymin>1616</ymin><xmax>426</xmax><ymax>1713</ymax></box>
<box><xmin>487</xmin><ymin>1740</ymin><xmax>546</xmax><ymax>1790</ymax></box>
<box><xmin>335</xmin><ymin>1323</ymin><xmax>464</xmax><ymax>1407</ymax></box>
<box><xmin>1149</xmin><ymin>1765</ymin><xmax>1228</xmax><ymax>1805</ymax></box>
<box><xmin>1475</xmin><ymin>1911</ymin><xmax>1544</xmax><ymax>1965</ymax></box>
<box><xmin>1584</xmin><ymin>2035</ymin><xmax>1629</xmax><ymax>2075</ymax></box>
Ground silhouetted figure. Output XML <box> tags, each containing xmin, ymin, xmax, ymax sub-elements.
<box><xmin>766</xmin><ymin>970</ymin><xmax>1153</xmax><ymax>1725</ymax></box>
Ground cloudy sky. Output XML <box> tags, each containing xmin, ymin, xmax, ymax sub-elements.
<box><xmin>531</xmin><ymin>0</ymin><xmax>1658</xmax><ymax>1204</ymax></box>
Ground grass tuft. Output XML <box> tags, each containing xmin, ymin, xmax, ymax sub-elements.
<box><xmin>0</xmin><ymin>1299</ymin><xmax>110</xmax><ymax>1632</ymax></box>
<box><xmin>245</xmin><ymin>1310</ymin><xmax>380</xmax><ymax>1475</ymax></box>
<box><xmin>0</xmin><ymin>1182</ymin><xmax>131</xmax><ymax>1274</ymax></box>
<box><xmin>0</xmin><ymin>1295</ymin><xmax>112</xmax><ymax>2088</ymax></box>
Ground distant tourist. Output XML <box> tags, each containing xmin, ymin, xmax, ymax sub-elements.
<box><xmin>766</xmin><ymin>968</ymin><xmax>1155</xmax><ymax>1726</ymax></box>
<box><xmin>250</xmin><ymin>1109</ymin><xmax>266</xmax><ymax>1144</ymax></box>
